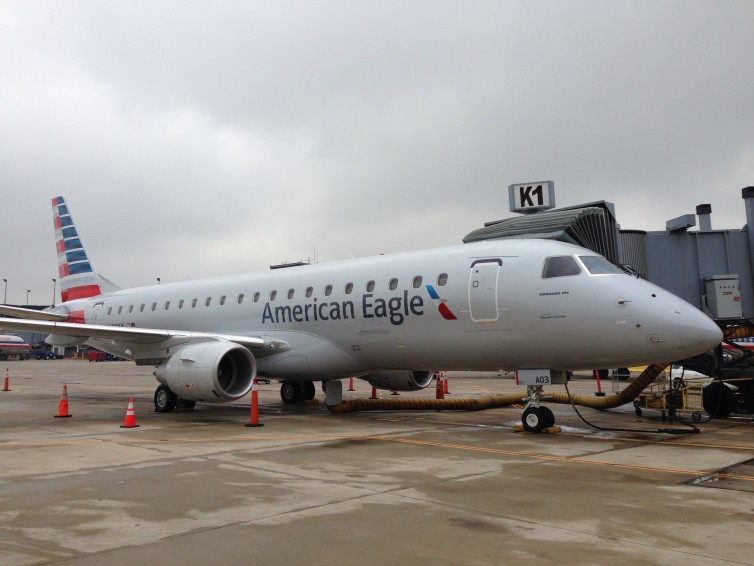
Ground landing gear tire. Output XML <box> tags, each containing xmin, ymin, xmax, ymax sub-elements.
<box><xmin>301</xmin><ymin>381</ymin><xmax>316</xmax><ymax>401</ymax></box>
<box><xmin>154</xmin><ymin>384</ymin><xmax>177</xmax><ymax>413</ymax></box>
<box><xmin>702</xmin><ymin>382</ymin><xmax>735</xmax><ymax>418</ymax></box>
<box><xmin>539</xmin><ymin>406</ymin><xmax>555</xmax><ymax>429</ymax></box>
<box><xmin>522</xmin><ymin>406</ymin><xmax>547</xmax><ymax>433</ymax></box>
<box><xmin>280</xmin><ymin>381</ymin><xmax>302</xmax><ymax>404</ymax></box>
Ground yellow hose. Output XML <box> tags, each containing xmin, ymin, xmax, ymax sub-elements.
<box><xmin>326</xmin><ymin>392</ymin><xmax>527</xmax><ymax>413</ymax></box>
<box><xmin>327</xmin><ymin>364</ymin><xmax>670</xmax><ymax>413</ymax></box>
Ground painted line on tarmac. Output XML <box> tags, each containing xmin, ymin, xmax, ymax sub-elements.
<box><xmin>363</xmin><ymin>434</ymin><xmax>754</xmax><ymax>482</ymax></box>
<box><xmin>4</xmin><ymin>432</ymin><xmax>753</xmax><ymax>482</ymax></box>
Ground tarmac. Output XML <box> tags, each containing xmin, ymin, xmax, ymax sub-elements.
<box><xmin>1</xmin><ymin>360</ymin><xmax>753</xmax><ymax>566</ymax></box>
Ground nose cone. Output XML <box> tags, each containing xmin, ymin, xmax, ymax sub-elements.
<box><xmin>678</xmin><ymin>306</ymin><xmax>722</xmax><ymax>357</ymax></box>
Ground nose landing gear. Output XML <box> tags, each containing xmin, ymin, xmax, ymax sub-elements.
<box><xmin>521</xmin><ymin>385</ymin><xmax>556</xmax><ymax>433</ymax></box>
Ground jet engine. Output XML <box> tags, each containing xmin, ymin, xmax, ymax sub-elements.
<box><xmin>363</xmin><ymin>370</ymin><xmax>435</xmax><ymax>391</ymax></box>
<box><xmin>154</xmin><ymin>341</ymin><xmax>256</xmax><ymax>402</ymax></box>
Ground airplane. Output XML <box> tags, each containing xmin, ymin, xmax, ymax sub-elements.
<box><xmin>0</xmin><ymin>196</ymin><xmax>723</xmax><ymax>431</ymax></box>
<box><xmin>0</xmin><ymin>333</ymin><xmax>32</xmax><ymax>360</ymax></box>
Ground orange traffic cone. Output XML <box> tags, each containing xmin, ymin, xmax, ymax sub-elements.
<box><xmin>443</xmin><ymin>372</ymin><xmax>450</xmax><ymax>395</ymax></box>
<box><xmin>54</xmin><ymin>384</ymin><xmax>72</xmax><ymax>418</ymax></box>
<box><xmin>2</xmin><ymin>368</ymin><xmax>10</xmax><ymax>392</ymax></box>
<box><xmin>390</xmin><ymin>389</ymin><xmax>400</xmax><ymax>396</ymax></box>
<box><xmin>369</xmin><ymin>386</ymin><xmax>379</xmax><ymax>400</ymax></box>
<box><xmin>435</xmin><ymin>373</ymin><xmax>445</xmax><ymax>400</ymax></box>
<box><xmin>120</xmin><ymin>397</ymin><xmax>139</xmax><ymax>428</ymax></box>
<box><xmin>348</xmin><ymin>376</ymin><xmax>355</xmax><ymax>391</ymax></box>
<box><xmin>245</xmin><ymin>379</ymin><xmax>264</xmax><ymax>427</ymax></box>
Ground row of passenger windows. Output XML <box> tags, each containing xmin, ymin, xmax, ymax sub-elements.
<box><xmin>105</xmin><ymin>273</ymin><xmax>449</xmax><ymax>316</ymax></box>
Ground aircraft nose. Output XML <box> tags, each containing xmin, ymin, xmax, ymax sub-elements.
<box><xmin>677</xmin><ymin>306</ymin><xmax>722</xmax><ymax>357</ymax></box>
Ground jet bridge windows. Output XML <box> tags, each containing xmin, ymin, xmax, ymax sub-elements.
<box><xmin>579</xmin><ymin>255</ymin><xmax>625</xmax><ymax>275</ymax></box>
<box><xmin>542</xmin><ymin>256</ymin><xmax>582</xmax><ymax>278</ymax></box>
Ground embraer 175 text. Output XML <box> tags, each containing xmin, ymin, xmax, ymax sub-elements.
<box><xmin>0</xmin><ymin>197</ymin><xmax>722</xmax><ymax>430</ymax></box>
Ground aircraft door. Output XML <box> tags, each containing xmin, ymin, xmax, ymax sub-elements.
<box><xmin>91</xmin><ymin>302</ymin><xmax>104</xmax><ymax>324</ymax></box>
<box><xmin>468</xmin><ymin>259</ymin><xmax>501</xmax><ymax>323</ymax></box>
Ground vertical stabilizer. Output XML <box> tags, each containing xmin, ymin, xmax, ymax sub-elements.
<box><xmin>52</xmin><ymin>196</ymin><xmax>103</xmax><ymax>301</ymax></box>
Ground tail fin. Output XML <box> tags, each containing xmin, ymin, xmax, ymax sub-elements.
<box><xmin>52</xmin><ymin>196</ymin><xmax>104</xmax><ymax>302</ymax></box>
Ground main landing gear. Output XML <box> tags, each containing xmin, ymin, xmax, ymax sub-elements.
<box><xmin>521</xmin><ymin>385</ymin><xmax>555</xmax><ymax>433</ymax></box>
<box><xmin>280</xmin><ymin>380</ymin><xmax>316</xmax><ymax>404</ymax></box>
<box><xmin>154</xmin><ymin>384</ymin><xmax>197</xmax><ymax>413</ymax></box>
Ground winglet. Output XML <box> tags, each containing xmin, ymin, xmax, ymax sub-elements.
<box><xmin>52</xmin><ymin>196</ymin><xmax>103</xmax><ymax>302</ymax></box>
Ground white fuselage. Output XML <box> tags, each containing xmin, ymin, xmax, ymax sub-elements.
<box><xmin>55</xmin><ymin>238</ymin><xmax>722</xmax><ymax>380</ymax></box>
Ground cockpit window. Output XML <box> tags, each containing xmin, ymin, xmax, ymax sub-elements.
<box><xmin>579</xmin><ymin>256</ymin><xmax>625</xmax><ymax>275</ymax></box>
<box><xmin>542</xmin><ymin>256</ymin><xmax>582</xmax><ymax>278</ymax></box>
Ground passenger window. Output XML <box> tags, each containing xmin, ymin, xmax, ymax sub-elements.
<box><xmin>389</xmin><ymin>278</ymin><xmax>398</xmax><ymax>291</ymax></box>
<box><xmin>117</xmin><ymin>306</ymin><xmax>123</xmax><ymax>314</ymax></box>
<box><xmin>344</xmin><ymin>282</ymin><xmax>353</xmax><ymax>294</ymax></box>
<box><xmin>437</xmin><ymin>273</ymin><xmax>448</xmax><ymax>286</ymax></box>
<box><xmin>191</xmin><ymin>298</ymin><xmax>198</xmax><ymax>308</ymax></box>
<box><xmin>151</xmin><ymin>303</ymin><xmax>157</xmax><ymax>311</ymax></box>
<box><xmin>287</xmin><ymin>289</ymin><xmax>295</xmax><ymax>299</ymax></box>
<box><xmin>128</xmin><ymin>305</ymin><xmax>133</xmax><ymax>314</ymax></box>
<box><xmin>164</xmin><ymin>301</ymin><xmax>170</xmax><ymax>310</ymax></box>
<box><xmin>253</xmin><ymin>292</ymin><xmax>260</xmax><ymax>303</ymax></box>
<box><xmin>542</xmin><ymin>256</ymin><xmax>582</xmax><ymax>278</ymax></box>
<box><xmin>139</xmin><ymin>304</ymin><xmax>145</xmax><ymax>313</ymax></box>
<box><xmin>220</xmin><ymin>295</ymin><xmax>226</xmax><ymax>305</ymax></box>
<box><xmin>412</xmin><ymin>276</ymin><xmax>422</xmax><ymax>289</ymax></box>
<box><xmin>366</xmin><ymin>280</ymin><xmax>375</xmax><ymax>292</ymax></box>
<box><xmin>270</xmin><ymin>290</ymin><xmax>277</xmax><ymax>301</ymax></box>
<box><xmin>205</xmin><ymin>297</ymin><xmax>212</xmax><ymax>307</ymax></box>
<box><xmin>178</xmin><ymin>299</ymin><xmax>184</xmax><ymax>309</ymax></box>
<box><xmin>237</xmin><ymin>294</ymin><xmax>244</xmax><ymax>304</ymax></box>
<box><xmin>324</xmin><ymin>285</ymin><xmax>332</xmax><ymax>297</ymax></box>
<box><xmin>305</xmin><ymin>287</ymin><xmax>313</xmax><ymax>298</ymax></box>
<box><xmin>107</xmin><ymin>307</ymin><xmax>112</xmax><ymax>315</ymax></box>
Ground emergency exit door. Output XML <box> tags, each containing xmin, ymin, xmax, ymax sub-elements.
<box><xmin>468</xmin><ymin>259</ymin><xmax>501</xmax><ymax>323</ymax></box>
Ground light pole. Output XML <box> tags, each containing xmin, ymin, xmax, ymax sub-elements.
<box><xmin>2</xmin><ymin>279</ymin><xmax>6</xmax><ymax>304</ymax></box>
<box><xmin>26</xmin><ymin>289</ymin><xmax>31</xmax><ymax>306</ymax></box>
<box><xmin>51</xmin><ymin>278</ymin><xmax>57</xmax><ymax>307</ymax></box>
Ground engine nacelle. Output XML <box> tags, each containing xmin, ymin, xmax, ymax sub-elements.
<box><xmin>154</xmin><ymin>341</ymin><xmax>256</xmax><ymax>403</ymax></box>
<box><xmin>363</xmin><ymin>370</ymin><xmax>435</xmax><ymax>392</ymax></box>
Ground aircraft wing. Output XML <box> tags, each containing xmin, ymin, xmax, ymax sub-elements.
<box><xmin>0</xmin><ymin>316</ymin><xmax>290</xmax><ymax>352</ymax></box>
<box><xmin>0</xmin><ymin>305</ymin><xmax>69</xmax><ymax>321</ymax></box>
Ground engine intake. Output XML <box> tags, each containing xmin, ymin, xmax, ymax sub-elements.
<box><xmin>363</xmin><ymin>370</ymin><xmax>435</xmax><ymax>391</ymax></box>
<box><xmin>154</xmin><ymin>341</ymin><xmax>256</xmax><ymax>402</ymax></box>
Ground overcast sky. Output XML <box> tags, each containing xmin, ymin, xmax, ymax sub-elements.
<box><xmin>1</xmin><ymin>0</ymin><xmax>753</xmax><ymax>305</ymax></box>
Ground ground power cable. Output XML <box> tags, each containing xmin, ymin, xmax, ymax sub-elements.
<box><xmin>563</xmin><ymin>380</ymin><xmax>700</xmax><ymax>435</ymax></box>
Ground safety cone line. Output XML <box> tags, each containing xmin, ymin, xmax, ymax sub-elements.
<box><xmin>245</xmin><ymin>379</ymin><xmax>264</xmax><ymax>427</ymax></box>
<box><xmin>54</xmin><ymin>384</ymin><xmax>72</xmax><ymax>418</ymax></box>
<box><xmin>348</xmin><ymin>376</ymin><xmax>355</xmax><ymax>391</ymax></box>
<box><xmin>443</xmin><ymin>373</ymin><xmax>450</xmax><ymax>395</ymax></box>
<box><xmin>435</xmin><ymin>373</ymin><xmax>445</xmax><ymax>400</ymax></box>
<box><xmin>120</xmin><ymin>397</ymin><xmax>139</xmax><ymax>428</ymax></box>
<box><xmin>370</xmin><ymin>386</ymin><xmax>379</xmax><ymax>400</ymax></box>
<box><xmin>2</xmin><ymin>368</ymin><xmax>10</xmax><ymax>392</ymax></box>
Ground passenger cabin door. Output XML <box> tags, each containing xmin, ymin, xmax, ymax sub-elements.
<box><xmin>468</xmin><ymin>259</ymin><xmax>501</xmax><ymax>323</ymax></box>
